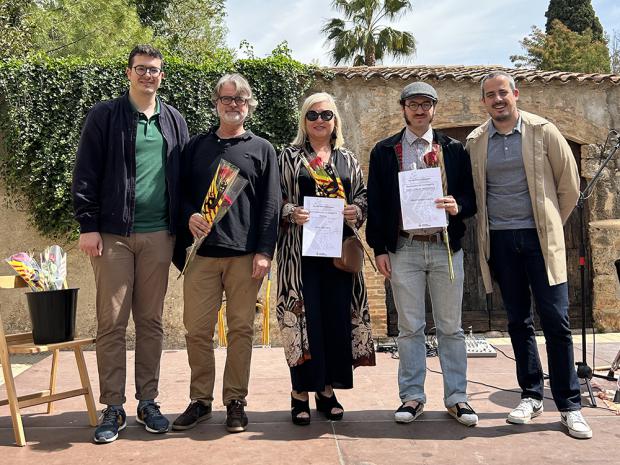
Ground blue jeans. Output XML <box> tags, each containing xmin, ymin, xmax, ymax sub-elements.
<box><xmin>489</xmin><ymin>229</ymin><xmax>581</xmax><ymax>411</ymax></box>
<box><xmin>389</xmin><ymin>236</ymin><xmax>468</xmax><ymax>407</ymax></box>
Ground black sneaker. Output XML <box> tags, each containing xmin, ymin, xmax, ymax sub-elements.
<box><xmin>136</xmin><ymin>401</ymin><xmax>169</xmax><ymax>433</ymax></box>
<box><xmin>226</xmin><ymin>400</ymin><xmax>248</xmax><ymax>433</ymax></box>
<box><xmin>172</xmin><ymin>401</ymin><xmax>213</xmax><ymax>431</ymax></box>
<box><xmin>93</xmin><ymin>406</ymin><xmax>127</xmax><ymax>443</ymax></box>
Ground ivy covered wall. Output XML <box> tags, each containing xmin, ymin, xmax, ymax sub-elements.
<box><xmin>0</xmin><ymin>55</ymin><xmax>317</xmax><ymax>237</ymax></box>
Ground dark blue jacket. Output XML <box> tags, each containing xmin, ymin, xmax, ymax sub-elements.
<box><xmin>72</xmin><ymin>93</ymin><xmax>189</xmax><ymax>235</ymax></box>
<box><xmin>366</xmin><ymin>129</ymin><xmax>476</xmax><ymax>255</ymax></box>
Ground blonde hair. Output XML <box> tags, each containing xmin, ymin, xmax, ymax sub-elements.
<box><xmin>291</xmin><ymin>92</ymin><xmax>344</xmax><ymax>149</ymax></box>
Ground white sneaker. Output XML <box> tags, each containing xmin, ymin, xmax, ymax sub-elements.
<box><xmin>506</xmin><ymin>398</ymin><xmax>543</xmax><ymax>424</ymax></box>
<box><xmin>394</xmin><ymin>402</ymin><xmax>424</xmax><ymax>423</ymax></box>
<box><xmin>447</xmin><ymin>402</ymin><xmax>479</xmax><ymax>427</ymax></box>
<box><xmin>561</xmin><ymin>410</ymin><xmax>592</xmax><ymax>439</ymax></box>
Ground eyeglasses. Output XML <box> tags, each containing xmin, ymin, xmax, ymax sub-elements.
<box><xmin>218</xmin><ymin>96</ymin><xmax>248</xmax><ymax>106</ymax></box>
<box><xmin>306</xmin><ymin>110</ymin><xmax>334</xmax><ymax>121</ymax></box>
<box><xmin>132</xmin><ymin>66</ymin><xmax>162</xmax><ymax>77</ymax></box>
<box><xmin>404</xmin><ymin>101</ymin><xmax>434</xmax><ymax>111</ymax></box>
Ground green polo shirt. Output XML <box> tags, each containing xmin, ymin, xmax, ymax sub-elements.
<box><xmin>133</xmin><ymin>99</ymin><xmax>169</xmax><ymax>232</ymax></box>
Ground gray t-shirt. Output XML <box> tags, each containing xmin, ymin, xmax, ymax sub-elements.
<box><xmin>486</xmin><ymin>116</ymin><xmax>536</xmax><ymax>230</ymax></box>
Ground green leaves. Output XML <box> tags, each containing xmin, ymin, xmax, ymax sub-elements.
<box><xmin>28</xmin><ymin>0</ymin><xmax>152</xmax><ymax>59</ymax></box>
<box><xmin>0</xmin><ymin>55</ymin><xmax>315</xmax><ymax>238</ymax></box>
<box><xmin>151</xmin><ymin>0</ymin><xmax>231</xmax><ymax>64</ymax></box>
<box><xmin>323</xmin><ymin>0</ymin><xmax>415</xmax><ymax>66</ymax></box>
<box><xmin>511</xmin><ymin>20</ymin><xmax>611</xmax><ymax>73</ymax></box>
<box><xmin>0</xmin><ymin>0</ymin><xmax>36</xmax><ymax>60</ymax></box>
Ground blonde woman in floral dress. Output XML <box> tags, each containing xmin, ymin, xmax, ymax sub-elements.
<box><xmin>276</xmin><ymin>92</ymin><xmax>375</xmax><ymax>425</ymax></box>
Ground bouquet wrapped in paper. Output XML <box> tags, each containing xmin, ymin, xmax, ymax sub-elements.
<box><xmin>178</xmin><ymin>159</ymin><xmax>248</xmax><ymax>277</ymax></box>
<box><xmin>6</xmin><ymin>245</ymin><xmax>68</xmax><ymax>291</ymax></box>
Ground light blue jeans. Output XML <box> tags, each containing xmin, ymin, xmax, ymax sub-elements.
<box><xmin>389</xmin><ymin>236</ymin><xmax>468</xmax><ymax>407</ymax></box>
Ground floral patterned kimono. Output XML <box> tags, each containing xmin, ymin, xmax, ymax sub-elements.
<box><xmin>276</xmin><ymin>144</ymin><xmax>376</xmax><ymax>369</ymax></box>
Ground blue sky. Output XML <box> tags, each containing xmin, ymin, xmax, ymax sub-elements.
<box><xmin>226</xmin><ymin>0</ymin><xmax>619</xmax><ymax>66</ymax></box>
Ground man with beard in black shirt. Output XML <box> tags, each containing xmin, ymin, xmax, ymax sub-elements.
<box><xmin>172</xmin><ymin>73</ymin><xmax>279</xmax><ymax>434</ymax></box>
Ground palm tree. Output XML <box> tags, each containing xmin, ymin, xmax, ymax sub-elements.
<box><xmin>322</xmin><ymin>0</ymin><xmax>416</xmax><ymax>66</ymax></box>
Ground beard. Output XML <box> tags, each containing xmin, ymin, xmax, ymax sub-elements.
<box><xmin>492</xmin><ymin>112</ymin><xmax>511</xmax><ymax>122</ymax></box>
<box><xmin>218</xmin><ymin>109</ymin><xmax>247</xmax><ymax>125</ymax></box>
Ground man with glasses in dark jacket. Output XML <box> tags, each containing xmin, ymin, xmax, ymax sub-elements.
<box><xmin>366</xmin><ymin>82</ymin><xmax>477</xmax><ymax>427</ymax></box>
<box><xmin>72</xmin><ymin>44</ymin><xmax>189</xmax><ymax>443</ymax></box>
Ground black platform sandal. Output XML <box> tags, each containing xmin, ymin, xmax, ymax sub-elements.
<box><xmin>291</xmin><ymin>394</ymin><xmax>311</xmax><ymax>426</ymax></box>
<box><xmin>315</xmin><ymin>391</ymin><xmax>344</xmax><ymax>421</ymax></box>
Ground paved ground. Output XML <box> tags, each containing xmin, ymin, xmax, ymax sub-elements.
<box><xmin>1</xmin><ymin>339</ymin><xmax>619</xmax><ymax>465</ymax></box>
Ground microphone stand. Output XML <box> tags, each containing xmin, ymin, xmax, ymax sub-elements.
<box><xmin>574</xmin><ymin>130</ymin><xmax>619</xmax><ymax>407</ymax></box>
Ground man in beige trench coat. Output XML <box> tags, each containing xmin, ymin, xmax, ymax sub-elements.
<box><xmin>466</xmin><ymin>71</ymin><xmax>592</xmax><ymax>439</ymax></box>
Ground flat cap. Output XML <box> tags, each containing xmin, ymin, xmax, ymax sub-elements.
<box><xmin>400</xmin><ymin>82</ymin><xmax>438</xmax><ymax>102</ymax></box>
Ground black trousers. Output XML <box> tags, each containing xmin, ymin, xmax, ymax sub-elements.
<box><xmin>290</xmin><ymin>256</ymin><xmax>353</xmax><ymax>392</ymax></box>
<box><xmin>490</xmin><ymin>229</ymin><xmax>581</xmax><ymax>411</ymax></box>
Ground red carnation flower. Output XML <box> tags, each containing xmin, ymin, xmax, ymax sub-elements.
<box><xmin>395</xmin><ymin>143</ymin><xmax>403</xmax><ymax>156</ymax></box>
<box><xmin>423</xmin><ymin>144</ymin><xmax>441</xmax><ymax>167</ymax></box>
<box><xmin>309</xmin><ymin>156</ymin><xmax>323</xmax><ymax>169</ymax></box>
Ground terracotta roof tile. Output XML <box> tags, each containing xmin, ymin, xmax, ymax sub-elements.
<box><xmin>318</xmin><ymin>65</ymin><xmax>620</xmax><ymax>84</ymax></box>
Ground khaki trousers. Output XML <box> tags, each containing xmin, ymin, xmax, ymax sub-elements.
<box><xmin>91</xmin><ymin>231</ymin><xmax>174</xmax><ymax>405</ymax></box>
<box><xmin>183</xmin><ymin>254</ymin><xmax>260</xmax><ymax>406</ymax></box>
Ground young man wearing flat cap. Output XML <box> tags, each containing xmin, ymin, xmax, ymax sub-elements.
<box><xmin>366</xmin><ymin>82</ymin><xmax>478</xmax><ymax>426</ymax></box>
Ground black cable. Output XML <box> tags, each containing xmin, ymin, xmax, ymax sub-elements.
<box><xmin>592</xmin><ymin>329</ymin><xmax>596</xmax><ymax>373</ymax></box>
<box><xmin>491</xmin><ymin>344</ymin><xmax>515</xmax><ymax>362</ymax></box>
<box><xmin>491</xmin><ymin>343</ymin><xmax>550</xmax><ymax>379</ymax></box>
<box><xmin>424</xmin><ymin>366</ymin><xmax>551</xmax><ymax>398</ymax></box>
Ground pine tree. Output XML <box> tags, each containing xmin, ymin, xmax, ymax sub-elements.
<box><xmin>545</xmin><ymin>0</ymin><xmax>604</xmax><ymax>42</ymax></box>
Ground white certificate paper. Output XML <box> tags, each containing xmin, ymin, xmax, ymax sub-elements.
<box><xmin>302</xmin><ymin>196</ymin><xmax>345</xmax><ymax>257</ymax></box>
<box><xmin>398</xmin><ymin>167</ymin><xmax>447</xmax><ymax>230</ymax></box>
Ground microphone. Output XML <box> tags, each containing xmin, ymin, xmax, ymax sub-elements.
<box><xmin>602</xmin><ymin>129</ymin><xmax>620</xmax><ymax>153</ymax></box>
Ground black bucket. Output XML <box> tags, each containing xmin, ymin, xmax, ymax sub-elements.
<box><xmin>26</xmin><ymin>288</ymin><xmax>78</xmax><ymax>344</ymax></box>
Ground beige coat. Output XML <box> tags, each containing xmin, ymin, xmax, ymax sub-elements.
<box><xmin>465</xmin><ymin>110</ymin><xmax>580</xmax><ymax>293</ymax></box>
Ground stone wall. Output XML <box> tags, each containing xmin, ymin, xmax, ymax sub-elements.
<box><xmin>582</xmin><ymin>141</ymin><xmax>620</xmax><ymax>331</ymax></box>
<box><xmin>590</xmin><ymin>220</ymin><xmax>620</xmax><ymax>330</ymax></box>
<box><xmin>309</xmin><ymin>74</ymin><xmax>620</xmax><ymax>170</ymax></box>
<box><xmin>307</xmin><ymin>72</ymin><xmax>620</xmax><ymax>335</ymax></box>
